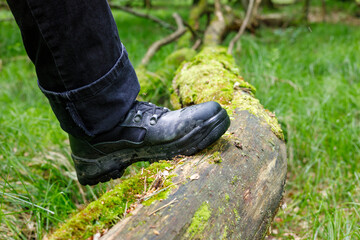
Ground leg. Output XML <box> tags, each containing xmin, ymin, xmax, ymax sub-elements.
<box><xmin>7</xmin><ymin>0</ymin><xmax>230</xmax><ymax>185</ymax></box>
<box><xmin>7</xmin><ymin>0</ymin><xmax>140</xmax><ymax>138</ymax></box>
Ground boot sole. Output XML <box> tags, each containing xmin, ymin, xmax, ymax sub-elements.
<box><xmin>73</xmin><ymin>108</ymin><xmax>230</xmax><ymax>185</ymax></box>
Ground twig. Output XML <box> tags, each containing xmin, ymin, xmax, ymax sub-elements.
<box><xmin>143</xmin><ymin>176</ymin><xmax>147</xmax><ymax>193</ymax></box>
<box><xmin>76</xmin><ymin>181</ymin><xmax>88</xmax><ymax>204</ymax></box>
<box><xmin>147</xmin><ymin>169</ymin><xmax>160</xmax><ymax>191</ymax></box>
<box><xmin>182</xmin><ymin>20</ymin><xmax>200</xmax><ymax>40</ymax></box>
<box><xmin>227</xmin><ymin>0</ymin><xmax>255</xmax><ymax>55</ymax></box>
<box><xmin>192</xmin><ymin>39</ymin><xmax>202</xmax><ymax>50</ymax></box>
<box><xmin>140</xmin><ymin>180</ymin><xmax>185</xmax><ymax>202</ymax></box>
<box><xmin>109</xmin><ymin>4</ymin><xmax>176</xmax><ymax>31</ymax></box>
<box><xmin>214</xmin><ymin>0</ymin><xmax>224</xmax><ymax>22</ymax></box>
<box><xmin>140</xmin><ymin>13</ymin><xmax>187</xmax><ymax>66</ymax></box>
<box><xmin>123</xmin><ymin>201</ymin><xmax>128</xmax><ymax>218</ymax></box>
<box><xmin>148</xmin><ymin>198</ymin><xmax>178</xmax><ymax>216</ymax></box>
<box><xmin>195</xmin><ymin>154</ymin><xmax>211</xmax><ymax>166</ymax></box>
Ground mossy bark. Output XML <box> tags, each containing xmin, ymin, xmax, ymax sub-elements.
<box><xmin>49</xmin><ymin>5</ymin><xmax>287</xmax><ymax>240</ymax></box>
<box><xmin>49</xmin><ymin>162</ymin><xmax>175</xmax><ymax>240</ymax></box>
<box><xmin>49</xmin><ymin>45</ymin><xmax>286</xmax><ymax>240</ymax></box>
<box><xmin>101</xmin><ymin>46</ymin><xmax>287</xmax><ymax>240</ymax></box>
<box><xmin>101</xmin><ymin>112</ymin><xmax>286</xmax><ymax>240</ymax></box>
<box><xmin>136</xmin><ymin>48</ymin><xmax>196</xmax><ymax>106</ymax></box>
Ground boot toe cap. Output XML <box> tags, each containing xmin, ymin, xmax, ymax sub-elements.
<box><xmin>184</xmin><ymin>101</ymin><xmax>223</xmax><ymax>121</ymax></box>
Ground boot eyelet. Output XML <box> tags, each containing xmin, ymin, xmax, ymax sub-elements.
<box><xmin>149</xmin><ymin>114</ymin><xmax>158</xmax><ymax>125</ymax></box>
<box><xmin>134</xmin><ymin>111</ymin><xmax>143</xmax><ymax>123</ymax></box>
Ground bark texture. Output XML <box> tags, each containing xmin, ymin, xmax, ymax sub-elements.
<box><xmin>203</xmin><ymin>5</ymin><xmax>235</xmax><ymax>46</ymax></box>
<box><xmin>101</xmin><ymin>112</ymin><xmax>286</xmax><ymax>240</ymax></box>
<box><xmin>101</xmin><ymin>47</ymin><xmax>287</xmax><ymax>240</ymax></box>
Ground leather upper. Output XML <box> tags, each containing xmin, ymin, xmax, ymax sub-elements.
<box><xmin>69</xmin><ymin>101</ymin><xmax>222</xmax><ymax>158</ymax></box>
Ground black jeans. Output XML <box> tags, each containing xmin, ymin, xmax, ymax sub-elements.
<box><xmin>6</xmin><ymin>0</ymin><xmax>140</xmax><ymax>139</ymax></box>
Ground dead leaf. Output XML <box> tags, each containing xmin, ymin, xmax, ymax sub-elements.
<box><xmin>190</xmin><ymin>173</ymin><xmax>200</xmax><ymax>180</ymax></box>
<box><xmin>234</xmin><ymin>140</ymin><xmax>243</xmax><ymax>149</ymax></box>
<box><xmin>93</xmin><ymin>233</ymin><xmax>101</xmax><ymax>240</ymax></box>
<box><xmin>161</xmin><ymin>170</ymin><xmax>169</xmax><ymax>177</ymax></box>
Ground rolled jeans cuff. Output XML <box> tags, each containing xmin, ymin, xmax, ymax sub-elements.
<box><xmin>39</xmin><ymin>45</ymin><xmax>140</xmax><ymax>139</ymax></box>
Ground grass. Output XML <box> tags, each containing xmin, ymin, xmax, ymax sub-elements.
<box><xmin>232</xmin><ymin>24</ymin><xmax>360</xmax><ymax>239</ymax></box>
<box><xmin>0</xmin><ymin>2</ymin><xmax>359</xmax><ymax>240</ymax></box>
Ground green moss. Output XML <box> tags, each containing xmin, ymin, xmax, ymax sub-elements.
<box><xmin>221</xmin><ymin>226</ymin><xmax>228</xmax><ymax>240</ymax></box>
<box><xmin>142</xmin><ymin>174</ymin><xmax>177</xmax><ymax>206</ymax></box>
<box><xmin>209</xmin><ymin>151</ymin><xmax>222</xmax><ymax>164</ymax></box>
<box><xmin>172</xmin><ymin>47</ymin><xmax>256</xmax><ymax>108</ymax></box>
<box><xmin>231</xmin><ymin>175</ymin><xmax>239</xmax><ymax>185</ymax></box>
<box><xmin>185</xmin><ymin>202</ymin><xmax>212</xmax><ymax>239</ymax></box>
<box><xmin>136</xmin><ymin>65</ymin><xmax>169</xmax><ymax>104</ymax></box>
<box><xmin>177</xmin><ymin>32</ymin><xmax>193</xmax><ymax>49</ymax></box>
<box><xmin>135</xmin><ymin>220</ymin><xmax>146</xmax><ymax>227</ymax></box>
<box><xmin>137</xmin><ymin>48</ymin><xmax>197</xmax><ymax>107</ymax></box>
<box><xmin>50</xmin><ymin>161</ymin><xmax>174</xmax><ymax>240</ymax></box>
<box><xmin>172</xmin><ymin>47</ymin><xmax>254</xmax><ymax>108</ymax></box>
<box><xmin>188</xmin><ymin>0</ymin><xmax>207</xmax><ymax>27</ymax></box>
<box><xmin>170</xmin><ymin>92</ymin><xmax>182</xmax><ymax>110</ymax></box>
<box><xmin>218</xmin><ymin>206</ymin><xmax>225</xmax><ymax>214</ymax></box>
<box><xmin>165</xmin><ymin>48</ymin><xmax>196</xmax><ymax>67</ymax></box>
<box><xmin>233</xmin><ymin>208</ymin><xmax>240</xmax><ymax>221</ymax></box>
<box><xmin>225</xmin><ymin>194</ymin><xmax>230</xmax><ymax>202</ymax></box>
<box><xmin>230</xmin><ymin>91</ymin><xmax>284</xmax><ymax>140</ymax></box>
<box><xmin>171</xmin><ymin>46</ymin><xmax>283</xmax><ymax>139</ymax></box>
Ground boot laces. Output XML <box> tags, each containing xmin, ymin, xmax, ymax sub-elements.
<box><xmin>133</xmin><ymin>101</ymin><xmax>169</xmax><ymax>125</ymax></box>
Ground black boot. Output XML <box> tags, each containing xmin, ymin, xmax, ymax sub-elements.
<box><xmin>69</xmin><ymin>101</ymin><xmax>230</xmax><ymax>185</ymax></box>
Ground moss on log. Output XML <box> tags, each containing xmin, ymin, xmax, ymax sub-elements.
<box><xmin>101</xmin><ymin>108</ymin><xmax>286</xmax><ymax>240</ymax></box>
<box><xmin>171</xmin><ymin>46</ymin><xmax>283</xmax><ymax>139</ymax></box>
<box><xmin>203</xmin><ymin>5</ymin><xmax>237</xmax><ymax>46</ymax></box>
<box><xmin>136</xmin><ymin>48</ymin><xmax>197</xmax><ymax>105</ymax></box>
<box><xmin>49</xmin><ymin>162</ymin><xmax>175</xmax><ymax>240</ymax></box>
<box><xmin>100</xmin><ymin>46</ymin><xmax>286</xmax><ymax>239</ymax></box>
<box><xmin>50</xmin><ymin>46</ymin><xmax>286</xmax><ymax>240</ymax></box>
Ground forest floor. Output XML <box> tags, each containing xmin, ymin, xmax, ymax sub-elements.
<box><xmin>0</xmin><ymin>2</ymin><xmax>359</xmax><ymax>240</ymax></box>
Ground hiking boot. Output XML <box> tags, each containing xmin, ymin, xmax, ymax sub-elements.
<box><xmin>69</xmin><ymin>101</ymin><xmax>230</xmax><ymax>185</ymax></box>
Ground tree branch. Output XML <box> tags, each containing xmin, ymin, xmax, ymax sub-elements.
<box><xmin>192</xmin><ymin>39</ymin><xmax>202</xmax><ymax>50</ymax></box>
<box><xmin>228</xmin><ymin>0</ymin><xmax>256</xmax><ymax>54</ymax></box>
<box><xmin>214</xmin><ymin>0</ymin><xmax>224</xmax><ymax>22</ymax></box>
<box><xmin>109</xmin><ymin>4</ymin><xmax>176</xmax><ymax>31</ymax></box>
<box><xmin>140</xmin><ymin>13</ymin><xmax>187</xmax><ymax>66</ymax></box>
<box><xmin>182</xmin><ymin>20</ymin><xmax>200</xmax><ymax>40</ymax></box>
<box><xmin>203</xmin><ymin>5</ymin><xmax>235</xmax><ymax>46</ymax></box>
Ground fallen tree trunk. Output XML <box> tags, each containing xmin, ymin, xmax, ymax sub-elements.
<box><xmin>49</xmin><ymin>47</ymin><xmax>286</xmax><ymax>240</ymax></box>
<box><xmin>100</xmin><ymin>47</ymin><xmax>287</xmax><ymax>240</ymax></box>
<box><xmin>203</xmin><ymin>4</ymin><xmax>235</xmax><ymax>46</ymax></box>
<box><xmin>49</xmin><ymin>6</ymin><xmax>287</xmax><ymax>239</ymax></box>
